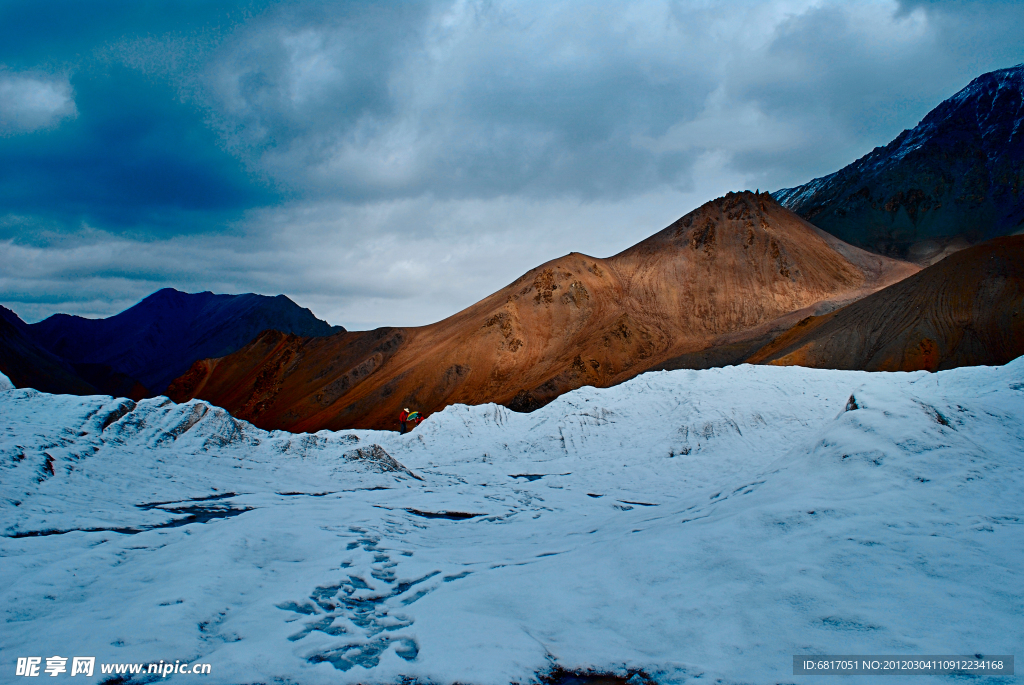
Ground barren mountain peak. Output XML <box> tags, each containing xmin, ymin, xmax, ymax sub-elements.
<box><xmin>169</xmin><ymin>193</ymin><xmax>917</xmax><ymax>431</ymax></box>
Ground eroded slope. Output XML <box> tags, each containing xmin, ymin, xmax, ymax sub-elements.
<box><xmin>747</xmin><ymin>235</ymin><xmax>1024</xmax><ymax>371</ymax></box>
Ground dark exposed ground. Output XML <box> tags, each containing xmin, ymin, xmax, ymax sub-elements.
<box><xmin>0</xmin><ymin>305</ymin><xmax>97</xmax><ymax>396</ymax></box>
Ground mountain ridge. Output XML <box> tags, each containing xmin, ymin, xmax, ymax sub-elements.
<box><xmin>774</xmin><ymin>63</ymin><xmax>1024</xmax><ymax>261</ymax></box>
<box><xmin>0</xmin><ymin>305</ymin><xmax>100</xmax><ymax>396</ymax></box>
<box><xmin>28</xmin><ymin>287</ymin><xmax>345</xmax><ymax>394</ymax></box>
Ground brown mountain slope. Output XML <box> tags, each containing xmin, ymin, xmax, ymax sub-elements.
<box><xmin>168</xmin><ymin>191</ymin><xmax>918</xmax><ymax>431</ymax></box>
<box><xmin>746</xmin><ymin>235</ymin><xmax>1024</xmax><ymax>371</ymax></box>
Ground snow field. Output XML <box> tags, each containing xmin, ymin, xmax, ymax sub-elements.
<box><xmin>1</xmin><ymin>361</ymin><xmax>1022</xmax><ymax>684</ymax></box>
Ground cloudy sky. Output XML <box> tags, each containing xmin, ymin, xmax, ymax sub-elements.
<box><xmin>1</xmin><ymin>0</ymin><xmax>1022</xmax><ymax>329</ymax></box>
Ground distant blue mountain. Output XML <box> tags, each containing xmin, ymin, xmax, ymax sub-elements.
<box><xmin>29</xmin><ymin>288</ymin><xmax>345</xmax><ymax>394</ymax></box>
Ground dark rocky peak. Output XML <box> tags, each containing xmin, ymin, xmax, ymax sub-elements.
<box><xmin>773</xmin><ymin>64</ymin><xmax>1024</xmax><ymax>262</ymax></box>
<box><xmin>921</xmin><ymin>63</ymin><xmax>1024</xmax><ymax>132</ymax></box>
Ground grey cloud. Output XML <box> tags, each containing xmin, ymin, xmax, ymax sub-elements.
<box><xmin>181</xmin><ymin>0</ymin><xmax>1024</xmax><ymax>205</ymax></box>
<box><xmin>723</xmin><ymin>4</ymin><xmax>949</xmax><ymax>185</ymax></box>
<box><xmin>8</xmin><ymin>0</ymin><xmax>1022</xmax><ymax>223</ymax></box>
<box><xmin>0</xmin><ymin>181</ymin><xmax>738</xmax><ymax>329</ymax></box>
<box><xmin>4</xmin><ymin>0</ymin><xmax>1024</xmax><ymax>329</ymax></box>
<box><xmin>193</xmin><ymin>1</ymin><xmax>717</xmax><ymax>201</ymax></box>
<box><xmin>200</xmin><ymin>4</ymin><xmax>434</xmax><ymax>158</ymax></box>
<box><xmin>894</xmin><ymin>1</ymin><xmax>1024</xmax><ymax>75</ymax></box>
<box><xmin>713</xmin><ymin>1</ymin><xmax>1024</xmax><ymax>189</ymax></box>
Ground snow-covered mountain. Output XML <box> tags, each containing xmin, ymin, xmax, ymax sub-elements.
<box><xmin>1</xmin><ymin>361</ymin><xmax>1022</xmax><ymax>684</ymax></box>
<box><xmin>774</xmin><ymin>64</ymin><xmax>1024</xmax><ymax>262</ymax></box>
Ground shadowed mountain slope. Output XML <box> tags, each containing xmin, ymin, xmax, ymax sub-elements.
<box><xmin>0</xmin><ymin>306</ymin><xmax>98</xmax><ymax>396</ymax></box>
<box><xmin>747</xmin><ymin>235</ymin><xmax>1024</xmax><ymax>371</ymax></box>
<box><xmin>29</xmin><ymin>288</ymin><xmax>345</xmax><ymax>395</ymax></box>
<box><xmin>774</xmin><ymin>64</ymin><xmax>1024</xmax><ymax>263</ymax></box>
<box><xmin>68</xmin><ymin>363</ymin><xmax>150</xmax><ymax>401</ymax></box>
<box><xmin>168</xmin><ymin>192</ymin><xmax>916</xmax><ymax>432</ymax></box>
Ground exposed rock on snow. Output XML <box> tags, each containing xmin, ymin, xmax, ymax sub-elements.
<box><xmin>343</xmin><ymin>444</ymin><xmax>422</xmax><ymax>480</ymax></box>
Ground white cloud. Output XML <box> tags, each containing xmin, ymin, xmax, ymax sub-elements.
<box><xmin>0</xmin><ymin>70</ymin><xmax>77</xmax><ymax>135</ymax></box>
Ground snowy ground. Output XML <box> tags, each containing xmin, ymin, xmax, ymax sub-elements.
<box><xmin>1</xmin><ymin>361</ymin><xmax>1022</xmax><ymax>684</ymax></box>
